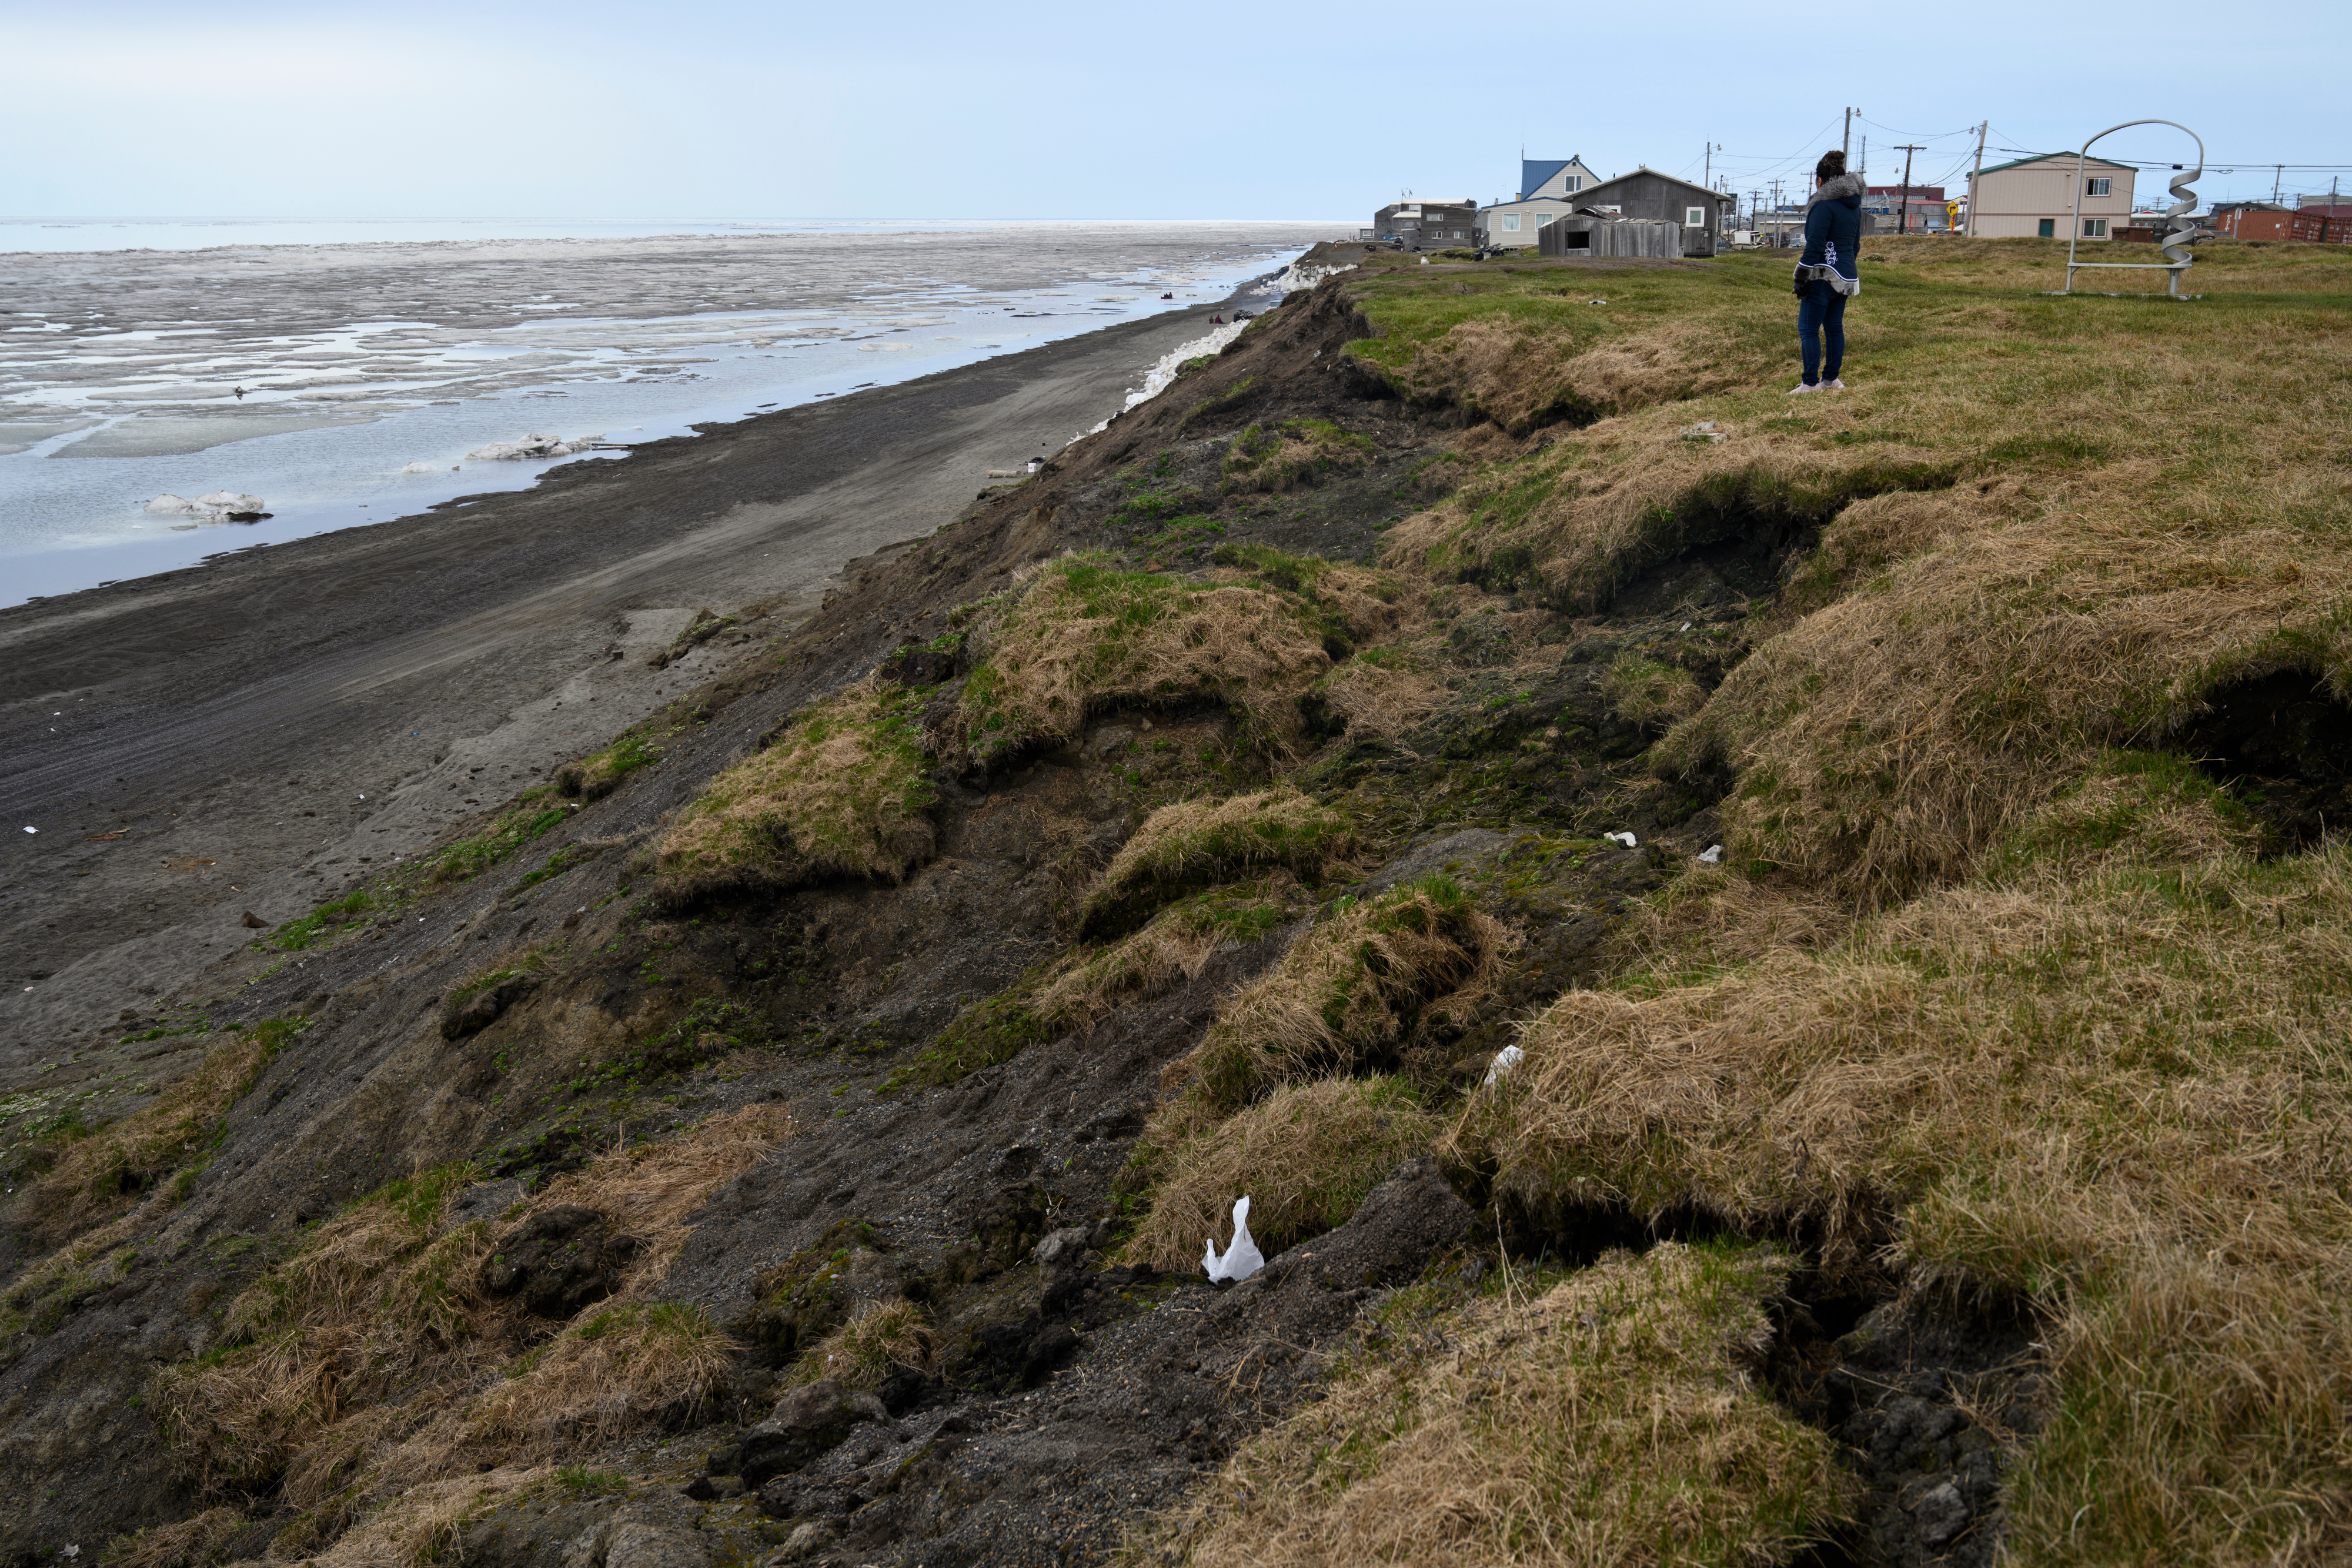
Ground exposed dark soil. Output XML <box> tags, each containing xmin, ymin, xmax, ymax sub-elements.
<box><xmin>2176</xmin><ymin>667</ymin><xmax>2352</xmax><ymax>853</ymax></box>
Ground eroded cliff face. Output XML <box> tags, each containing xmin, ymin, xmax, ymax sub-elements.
<box><xmin>4</xmin><ymin>256</ymin><xmax>2012</xmax><ymax>1568</ymax></box>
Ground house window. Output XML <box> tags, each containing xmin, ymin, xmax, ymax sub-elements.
<box><xmin>2038</xmin><ymin>219</ymin><xmax>2056</xmax><ymax>238</ymax></box>
<box><xmin>1537</xmin><ymin>212</ymin><xmax>1555</xmax><ymax>226</ymax></box>
<box><xmin>2083</xmin><ymin>218</ymin><xmax>2109</xmax><ymax>238</ymax></box>
<box><xmin>1501</xmin><ymin>214</ymin><xmax>1521</xmax><ymax>232</ymax></box>
<box><xmin>1565</xmin><ymin>176</ymin><xmax>1582</xmax><ymax>192</ymax></box>
<box><xmin>2087</xmin><ymin>177</ymin><xmax>2111</xmax><ymax>197</ymax></box>
<box><xmin>1684</xmin><ymin>206</ymin><xmax>1705</xmax><ymax>227</ymax></box>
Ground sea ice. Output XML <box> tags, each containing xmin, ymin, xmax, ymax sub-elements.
<box><xmin>143</xmin><ymin>490</ymin><xmax>267</xmax><ymax>521</ymax></box>
<box><xmin>463</xmin><ymin>433</ymin><xmax>606</xmax><ymax>461</ymax></box>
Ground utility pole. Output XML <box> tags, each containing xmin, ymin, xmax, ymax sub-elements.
<box><xmin>1966</xmin><ymin>120</ymin><xmax>1987</xmax><ymax>238</ymax></box>
<box><xmin>1843</xmin><ymin>108</ymin><xmax>1854</xmax><ymax>162</ymax></box>
<box><xmin>2274</xmin><ymin>165</ymin><xmax>2284</xmax><ymax>203</ymax></box>
<box><xmin>1896</xmin><ymin>144</ymin><xmax>1925</xmax><ymax>234</ymax></box>
<box><xmin>1859</xmin><ymin>135</ymin><xmax>1867</xmax><ymax>185</ymax></box>
<box><xmin>1704</xmin><ymin>142</ymin><xmax>1719</xmax><ymax>190</ymax></box>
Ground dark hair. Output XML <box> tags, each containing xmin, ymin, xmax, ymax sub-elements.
<box><xmin>1816</xmin><ymin>150</ymin><xmax>1847</xmax><ymax>183</ymax></box>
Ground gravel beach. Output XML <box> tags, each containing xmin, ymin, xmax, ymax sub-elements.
<box><xmin>0</xmin><ymin>299</ymin><xmax>1253</xmax><ymax>1058</ymax></box>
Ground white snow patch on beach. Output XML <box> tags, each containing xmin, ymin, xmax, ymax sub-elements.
<box><xmin>1082</xmin><ymin>318</ymin><xmax>1250</xmax><ymax>437</ymax></box>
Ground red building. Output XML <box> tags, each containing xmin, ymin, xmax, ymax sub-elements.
<box><xmin>2213</xmin><ymin>203</ymin><xmax>2351</xmax><ymax>242</ymax></box>
<box><xmin>1864</xmin><ymin>184</ymin><xmax>1951</xmax><ymax>233</ymax></box>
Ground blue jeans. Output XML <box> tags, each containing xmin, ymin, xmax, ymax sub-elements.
<box><xmin>1798</xmin><ymin>281</ymin><xmax>1847</xmax><ymax>385</ymax></box>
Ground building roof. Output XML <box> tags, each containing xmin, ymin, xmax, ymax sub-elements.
<box><xmin>1519</xmin><ymin>157</ymin><xmax>1591</xmax><ymax>196</ymax></box>
<box><xmin>1972</xmin><ymin>151</ymin><xmax>2136</xmax><ymax>179</ymax></box>
<box><xmin>1578</xmin><ymin>166</ymin><xmax>1733</xmax><ymax>205</ymax></box>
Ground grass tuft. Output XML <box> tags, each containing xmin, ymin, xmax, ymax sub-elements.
<box><xmin>656</xmin><ymin>683</ymin><xmax>936</xmax><ymax>906</ymax></box>
<box><xmin>1139</xmin><ymin>1241</ymin><xmax>1850</xmax><ymax>1567</ymax></box>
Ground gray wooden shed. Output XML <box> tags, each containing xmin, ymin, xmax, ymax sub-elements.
<box><xmin>1561</xmin><ymin>168</ymin><xmax>1736</xmax><ymax>256</ymax></box>
<box><xmin>1537</xmin><ymin>216</ymin><xmax>1686</xmax><ymax>258</ymax></box>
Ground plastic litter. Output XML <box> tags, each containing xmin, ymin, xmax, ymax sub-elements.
<box><xmin>1699</xmin><ymin>844</ymin><xmax>1724</xmax><ymax>864</ymax></box>
<box><xmin>1604</xmin><ymin>830</ymin><xmax>1637</xmax><ymax>847</ymax></box>
<box><xmin>1482</xmin><ymin>1042</ymin><xmax>1524</xmax><ymax>1085</ymax></box>
<box><xmin>1202</xmin><ymin>1195</ymin><xmax>1264</xmax><ymax>1283</ymax></box>
<box><xmin>1678</xmin><ymin>420</ymin><xmax>1726</xmax><ymax>444</ymax></box>
<box><xmin>21</xmin><ymin>826</ymin><xmax>34</xmax><ymax>834</ymax></box>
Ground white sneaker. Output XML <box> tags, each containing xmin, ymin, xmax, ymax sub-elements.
<box><xmin>1787</xmin><ymin>382</ymin><xmax>1816</xmax><ymax>396</ymax></box>
<box><xmin>1823</xmin><ymin>378</ymin><xmax>1847</xmax><ymax>390</ymax></box>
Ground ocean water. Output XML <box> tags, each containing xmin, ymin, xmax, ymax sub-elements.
<box><xmin>0</xmin><ymin>220</ymin><xmax>1339</xmax><ymax>606</ymax></box>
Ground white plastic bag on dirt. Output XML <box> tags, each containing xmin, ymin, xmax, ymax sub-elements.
<box><xmin>1604</xmin><ymin>831</ymin><xmax>1637</xmax><ymax>847</ymax></box>
<box><xmin>1482</xmin><ymin>1042</ymin><xmax>1524</xmax><ymax>1086</ymax></box>
<box><xmin>1699</xmin><ymin>844</ymin><xmax>1723</xmax><ymax>864</ymax></box>
<box><xmin>1202</xmin><ymin>1195</ymin><xmax>1264</xmax><ymax>1283</ymax></box>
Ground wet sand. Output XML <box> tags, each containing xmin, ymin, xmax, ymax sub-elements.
<box><xmin>0</xmin><ymin>302</ymin><xmax>1242</xmax><ymax>1057</ymax></box>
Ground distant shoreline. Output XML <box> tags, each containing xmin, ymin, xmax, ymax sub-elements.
<box><xmin>0</xmin><ymin>289</ymin><xmax>1275</xmax><ymax>1048</ymax></box>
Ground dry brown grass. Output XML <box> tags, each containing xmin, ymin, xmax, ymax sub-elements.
<box><xmin>1033</xmin><ymin>918</ymin><xmax>1221</xmax><ymax>1033</ymax></box>
<box><xmin>1162</xmin><ymin>875</ymin><xmax>1511</xmax><ymax>1126</ymax></box>
<box><xmin>1314</xmin><ymin>654</ymin><xmax>1449</xmax><ymax>741</ymax></box>
<box><xmin>151</xmin><ymin>1106</ymin><xmax>789</xmax><ymax>1562</ymax></box>
<box><xmin>1599</xmin><ymin>653</ymin><xmax>1706</xmax><ymax>731</ymax></box>
<box><xmin>1223</xmin><ymin>419</ymin><xmax>1377</xmax><ymax>494</ymax></box>
<box><xmin>1128</xmin><ymin>1076</ymin><xmax>1438</xmax><ymax>1273</ymax></box>
<box><xmin>1386</xmin><ymin>429</ymin><xmax>1947</xmax><ymax>616</ymax></box>
<box><xmin>301</xmin><ymin>1464</ymin><xmax>552</xmax><ymax>1568</ymax></box>
<box><xmin>800</xmin><ymin>1298</ymin><xmax>936</xmax><ymax>1389</ymax></box>
<box><xmin>103</xmin><ymin>1506</ymin><xmax>245</xmax><ymax>1568</ymax></box>
<box><xmin>1448</xmin><ymin>834</ymin><xmax>2352</xmax><ymax>1562</ymax></box>
<box><xmin>655</xmin><ymin>683</ymin><xmax>935</xmax><ymax>905</ymax></box>
<box><xmin>1137</xmin><ymin>1242</ymin><xmax>1849</xmax><ymax>1567</ymax></box>
<box><xmin>463</xmin><ymin>1299</ymin><xmax>735</xmax><ymax>1457</ymax></box>
<box><xmin>17</xmin><ymin>1018</ymin><xmax>298</xmax><ymax>1249</ymax></box>
<box><xmin>1077</xmin><ymin>787</ymin><xmax>1351</xmax><ymax>938</ymax></box>
<box><xmin>956</xmin><ymin>556</ymin><xmax>1334</xmax><ymax>768</ymax></box>
<box><xmin>1383</xmin><ymin>314</ymin><xmax>1748</xmax><ymax>436</ymax></box>
<box><xmin>1657</xmin><ymin>506</ymin><xmax>2350</xmax><ymax>900</ymax></box>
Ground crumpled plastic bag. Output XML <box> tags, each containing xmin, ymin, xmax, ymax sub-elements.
<box><xmin>1603</xmin><ymin>830</ymin><xmax>1637</xmax><ymax>847</ymax></box>
<box><xmin>1202</xmin><ymin>1195</ymin><xmax>1264</xmax><ymax>1283</ymax></box>
<box><xmin>1699</xmin><ymin>844</ymin><xmax>1724</xmax><ymax>864</ymax></box>
<box><xmin>1482</xmin><ymin>1042</ymin><xmax>1525</xmax><ymax>1086</ymax></box>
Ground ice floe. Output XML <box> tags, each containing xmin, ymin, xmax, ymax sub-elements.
<box><xmin>143</xmin><ymin>490</ymin><xmax>268</xmax><ymax>521</ymax></box>
<box><xmin>462</xmin><ymin>433</ymin><xmax>607</xmax><ymax>461</ymax></box>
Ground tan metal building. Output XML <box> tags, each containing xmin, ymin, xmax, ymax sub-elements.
<box><xmin>1967</xmin><ymin>152</ymin><xmax>2137</xmax><ymax>240</ymax></box>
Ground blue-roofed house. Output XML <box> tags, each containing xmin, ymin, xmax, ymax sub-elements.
<box><xmin>1519</xmin><ymin>156</ymin><xmax>1601</xmax><ymax>202</ymax></box>
<box><xmin>1478</xmin><ymin>156</ymin><xmax>1606</xmax><ymax>250</ymax></box>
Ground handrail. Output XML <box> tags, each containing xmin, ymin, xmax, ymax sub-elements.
<box><xmin>2062</xmin><ymin>119</ymin><xmax>2209</xmax><ymax>297</ymax></box>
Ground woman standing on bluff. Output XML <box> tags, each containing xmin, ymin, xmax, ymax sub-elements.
<box><xmin>1790</xmin><ymin>150</ymin><xmax>1866</xmax><ymax>393</ymax></box>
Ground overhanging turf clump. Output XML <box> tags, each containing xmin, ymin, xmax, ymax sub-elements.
<box><xmin>1121</xmin><ymin>877</ymin><xmax>1509</xmax><ymax>1249</ymax></box>
<box><xmin>1446</xmin><ymin>835</ymin><xmax>2352</xmax><ymax>1561</ymax></box>
<box><xmin>656</xmin><ymin>683</ymin><xmax>936</xmax><ymax>905</ymax></box>
<box><xmin>1140</xmin><ymin>1241</ymin><xmax>1851</xmax><ymax>1567</ymax></box>
<box><xmin>953</xmin><ymin>554</ymin><xmax>1334</xmax><ymax>770</ymax></box>
<box><xmin>1127</xmin><ymin>1075</ymin><xmax>1436</xmax><ymax>1273</ymax></box>
<box><xmin>1075</xmin><ymin>786</ymin><xmax>1351</xmax><ymax>939</ymax></box>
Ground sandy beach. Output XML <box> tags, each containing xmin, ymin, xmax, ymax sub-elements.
<box><xmin>0</xmin><ymin>298</ymin><xmax>1252</xmax><ymax>1057</ymax></box>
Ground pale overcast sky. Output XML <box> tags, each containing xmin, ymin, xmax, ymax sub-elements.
<box><xmin>7</xmin><ymin>0</ymin><xmax>2346</xmax><ymax>219</ymax></box>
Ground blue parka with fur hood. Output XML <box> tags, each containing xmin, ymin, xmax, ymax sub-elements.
<box><xmin>1797</xmin><ymin>173</ymin><xmax>1866</xmax><ymax>295</ymax></box>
